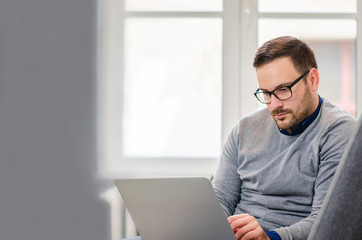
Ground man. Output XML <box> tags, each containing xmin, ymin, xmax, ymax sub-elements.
<box><xmin>212</xmin><ymin>36</ymin><xmax>357</xmax><ymax>240</ymax></box>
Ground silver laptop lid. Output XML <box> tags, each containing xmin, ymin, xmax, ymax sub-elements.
<box><xmin>115</xmin><ymin>177</ymin><xmax>236</xmax><ymax>240</ymax></box>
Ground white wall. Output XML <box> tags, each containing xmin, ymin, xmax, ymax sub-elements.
<box><xmin>0</xmin><ymin>1</ymin><xmax>112</xmax><ymax>240</ymax></box>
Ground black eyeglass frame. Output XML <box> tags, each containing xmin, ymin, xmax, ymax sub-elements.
<box><xmin>254</xmin><ymin>70</ymin><xmax>310</xmax><ymax>104</ymax></box>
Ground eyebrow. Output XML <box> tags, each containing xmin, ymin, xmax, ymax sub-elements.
<box><xmin>258</xmin><ymin>81</ymin><xmax>293</xmax><ymax>92</ymax></box>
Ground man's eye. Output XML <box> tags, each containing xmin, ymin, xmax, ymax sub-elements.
<box><xmin>275</xmin><ymin>87</ymin><xmax>289</xmax><ymax>93</ymax></box>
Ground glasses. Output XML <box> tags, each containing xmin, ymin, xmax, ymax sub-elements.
<box><xmin>254</xmin><ymin>70</ymin><xmax>310</xmax><ymax>104</ymax></box>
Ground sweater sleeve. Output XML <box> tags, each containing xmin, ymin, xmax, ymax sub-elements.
<box><xmin>211</xmin><ymin>124</ymin><xmax>242</xmax><ymax>216</ymax></box>
<box><xmin>273</xmin><ymin>117</ymin><xmax>356</xmax><ymax>240</ymax></box>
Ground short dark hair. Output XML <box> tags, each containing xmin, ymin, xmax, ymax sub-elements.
<box><xmin>253</xmin><ymin>36</ymin><xmax>318</xmax><ymax>74</ymax></box>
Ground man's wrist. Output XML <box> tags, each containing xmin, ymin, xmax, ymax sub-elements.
<box><xmin>265</xmin><ymin>230</ymin><xmax>282</xmax><ymax>240</ymax></box>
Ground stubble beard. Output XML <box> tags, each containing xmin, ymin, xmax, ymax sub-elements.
<box><xmin>272</xmin><ymin>87</ymin><xmax>314</xmax><ymax>132</ymax></box>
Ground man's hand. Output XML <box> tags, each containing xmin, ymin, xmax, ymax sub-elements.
<box><xmin>228</xmin><ymin>214</ymin><xmax>270</xmax><ymax>240</ymax></box>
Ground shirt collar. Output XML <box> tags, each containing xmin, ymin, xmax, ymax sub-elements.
<box><xmin>279</xmin><ymin>95</ymin><xmax>324</xmax><ymax>136</ymax></box>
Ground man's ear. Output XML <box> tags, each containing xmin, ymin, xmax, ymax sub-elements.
<box><xmin>308</xmin><ymin>68</ymin><xmax>319</xmax><ymax>92</ymax></box>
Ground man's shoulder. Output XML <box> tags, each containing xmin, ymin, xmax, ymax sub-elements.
<box><xmin>315</xmin><ymin>100</ymin><xmax>357</xmax><ymax>141</ymax></box>
<box><xmin>229</xmin><ymin>108</ymin><xmax>276</xmax><ymax>138</ymax></box>
<box><xmin>236</xmin><ymin>107</ymin><xmax>273</xmax><ymax>128</ymax></box>
<box><xmin>319</xmin><ymin>100</ymin><xmax>357</xmax><ymax>127</ymax></box>
<box><xmin>241</xmin><ymin>107</ymin><xmax>270</xmax><ymax>121</ymax></box>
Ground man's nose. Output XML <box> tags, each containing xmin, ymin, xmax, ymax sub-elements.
<box><xmin>269</xmin><ymin>94</ymin><xmax>283</xmax><ymax>109</ymax></box>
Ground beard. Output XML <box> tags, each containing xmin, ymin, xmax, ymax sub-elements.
<box><xmin>271</xmin><ymin>86</ymin><xmax>315</xmax><ymax>132</ymax></box>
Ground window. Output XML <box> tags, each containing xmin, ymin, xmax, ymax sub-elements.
<box><xmin>99</xmin><ymin>0</ymin><xmax>362</xmax><ymax>178</ymax></box>
<box><xmin>99</xmin><ymin>0</ymin><xmax>242</xmax><ymax>178</ymax></box>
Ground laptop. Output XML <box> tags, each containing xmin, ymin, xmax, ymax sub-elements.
<box><xmin>115</xmin><ymin>177</ymin><xmax>236</xmax><ymax>240</ymax></box>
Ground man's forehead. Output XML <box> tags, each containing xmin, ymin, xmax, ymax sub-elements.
<box><xmin>256</xmin><ymin>58</ymin><xmax>299</xmax><ymax>90</ymax></box>
<box><xmin>256</xmin><ymin>73</ymin><xmax>296</xmax><ymax>91</ymax></box>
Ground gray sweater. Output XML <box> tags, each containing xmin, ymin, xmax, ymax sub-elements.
<box><xmin>212</xmin><ymin>100</ymin><xmax>356</xmax><ymax>240</ymax></box>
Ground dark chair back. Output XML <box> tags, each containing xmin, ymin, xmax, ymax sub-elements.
<box><xmin>308</xmin><ymin>116</ymin><xmax>362</xmax><ymax>239</ymax></box>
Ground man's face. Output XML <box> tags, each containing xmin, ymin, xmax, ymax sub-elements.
<box><xmin>256</xmin><ymin>57</ymin><xmax>316</xmax><ymax>133</ymax></box>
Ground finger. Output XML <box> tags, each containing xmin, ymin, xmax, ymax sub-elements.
<box><xmin>229</xmin><ymin>215</ymin><xmax>254</xmax><ymax>232</ymax></box>
<box><xmin>235</xmin><ymin>219</ymin><xmax>258</xmax><ymax>239</ymax></box>
<box><xmin>228</xmin><ymin>214</ymin><xmax>250</xmax><ymax>223</ymax></box>
<box><xmin>229</xmin><ymin>214</ymin><xmax>254</xmax><ymax>228</ymax></box>
<box><xmin>240</xmin><ymin>227</ymin><xmax>267</xmax><ymax>240</ymax></box>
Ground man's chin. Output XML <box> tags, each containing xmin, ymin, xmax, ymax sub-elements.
<box><xmin>274</xmin><ymin>119</ymin><xmax>290</xmax><ymax>130</ymax></box>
